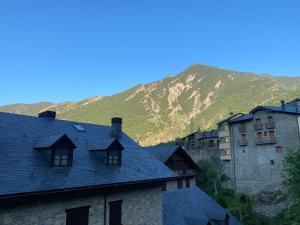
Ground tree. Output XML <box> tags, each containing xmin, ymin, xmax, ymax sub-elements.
<box><xmin>283</xmin><ymin>148</ymin><xmax>300</xmax><ymax>224</ymax></box>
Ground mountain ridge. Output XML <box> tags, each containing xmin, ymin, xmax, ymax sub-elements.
<box><xmin>1</xmin><ymin>64</ymin><xmax>300</xmax><ymax>146</ymax></box>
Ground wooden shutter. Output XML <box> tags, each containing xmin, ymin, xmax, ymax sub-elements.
<box><xmin>66</xmin><ymin>206</ymin><xmax>90</xmax><ymax>225</ymax></box>
<box><xmin>109</xmin><ymin>200</ymin><xmax>123</xmax><ymax>225</ymax></box>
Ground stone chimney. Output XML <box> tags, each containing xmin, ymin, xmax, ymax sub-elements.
<box><xmin>229</xmin><ymin>112</ymin><xmax>234</xmax><ymax>116</ymax></box>
<box><xmin>111</xmin><ymin>117</ymin><xmax>122</xmax><ymax>138</ymax></box>
<box><xmin>38</xmin><ymin>111</ymin><xmax>56</xmax><ymax>119</ymax></box>
<box><xmin>281</xmin><ymin>100</ymin><xmax>285</xmax><ymax>110</ymax></box>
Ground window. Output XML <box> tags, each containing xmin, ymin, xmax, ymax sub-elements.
<box><xmin>269</xmin><ymin>131</ymin><xmax>276</xmax><ymax>142</ymax></box>
<box><xmin>54</xmin><ymin>149</ymin><xmax>69</xmax><ymax>166</ymax></box>
<box><xmin>224</xmin><ymin>124</ymin><xmax>229</xmax><ymax>131</ymax></box>
<box><xmin>177</xmin><ymin>179</ymin><xmax>183</xmax><ymax>189</ymax></box>
<box><xmin>270</xmin><ymin>160</ymin><xmax>275</xmax><ymax>165</ymax></box>
<box><xmin>276</xmin><ymin>146</ymin><xmax>284</xmax><ymax>153</ymax></box>
<box><xmin>257</xmin><ymin>132</ymin><xmax>263</xmax><ymax>143</ymax></box>
<box><xmin>66</xmin><ymin>206</ymin><xmax>90</xmax><ymax>225</ymax></box>
<box><xmin>267</xmin><ymin>116</ymin><xmax>274</xmax><ymax>128</ymax></box>
<box><xmin>108</xmin><ymin>150</ymin><xmax>120</xmax><ymax>165</ymax></box>
<box><xmin>255</xmin><ymin>118</ymin><xmax>263</xmax><ymax>130</ymax></box>
<box><xmin>109</xmin><ymin>200</ymin><xmax>122</xmax><ymax>225</ymax></box>
<box><xmin>186</xmin><ymin>178</ymin><xmax>190</xmax><ymax>188</ymax></box>
<box><xmin>225</xmin><ymin>136</ymin><xmax>230</xmax><ymax>143</ymax></box>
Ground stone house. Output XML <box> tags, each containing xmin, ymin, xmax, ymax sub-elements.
<box><xmin>0</xmin><ymin>111</ymin><xmax>241</xmax><ymax>225</ymax></box>
<box><xmin>182</xmin><ymin>129</ymin><xmax>219</xmax><ymax>163</ymax></box>
<box><xmin>0</xmin><ymin>111</ymin><xmax>177</xmax><ymax>225</ymax></box>
<box><xmin>229</xmin><ymin>99</ymin><xmax>300</xmax><ymax>194</ymax></box>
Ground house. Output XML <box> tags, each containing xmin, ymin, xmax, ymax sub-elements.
<box><xmin>182</xmin><ymin>129</ymin><xmax>219</xmax><ymax>163</ymax></box>
<box><xmin>144</xmin><ymin>145</ymin><xmax>242</xmax><ymax>225</ymax></box>
<box><xmin>229</xmin><ymin>99</ymin><xmax>300</xmax><ymax>194</ymax></box>
<box><xmin>0</xmin><ymin>111</ymin><xmax>179</xmax><ymax>225</ymax></box>
<box><xmin>217</xmin><ymin>113</ymin><xmax>244</xmax><ymax>187</ymax></box>
<box><xmin>143</xmin><ymin>145</ymin><xmax>199</xmax><ymax>189</ymax></box>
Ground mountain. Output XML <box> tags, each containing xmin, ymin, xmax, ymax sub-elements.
<box><xmin>1</xmin><ymin>64</ymin><xmax>299</xmax><ymax>146</ymax></box>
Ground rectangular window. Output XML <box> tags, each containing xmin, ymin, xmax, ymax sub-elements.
<box><xmin>177</xmin><ymin>179</ymin><xmax>183</xmax><ymax>189</ymax></box>
<box><xmin>276</xmin><ymin>146</ymin><xmax>284</xmax><ymax>153</ymax></box>
<box><xmin>225</xmin><ymin>136</ymin><xmax>230</xmax><ymax>143</ymax></box>
<box><xmin>186</xmin><ymin>178</ymin><xmax>190</xmax><ymax>188</ymax></box>
<box><xmin>54</xmin><ymin>149</ymin><xmax>69</xmax><ymax>167</ymax></box>
<box><xmin>267</xmin><ymin>116</ymin><xmax>275</xmax><ymax>129</ymax></box>
<box><xmin>109</xmin><ymin>200</ymin><xmax>122</xmax><ymax>225</ymax></box>
<box><xmin>269</xmin><ymin>131</ymin><xmax>275</xmax><ymax>142</ymax></box>
<box><xmin>108</xmin><ymin>150</ymin><xmax>120</xmax><ymax>165</ymax></box>
<box><xmin>255</xmin><ymin>118</ymin><xmax>263</xmax><ymax>130</ymax></box>
<box><xmin>257</xmin><ymin>132</ymin><xmax>263</xmax><ymax>143</ymax></box>
<box><xmin>66</xmin><ymin>206</ymin><xmax>90</xmax><ymax>225</ymax></box>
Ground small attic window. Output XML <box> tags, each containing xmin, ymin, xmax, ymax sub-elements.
<box><xmin>73</xmin><ymin>124</ymin><xmax>85</xmax><ymax>132</ymax></box>
<box><xmin>54</xmin><ymin>149</ymin><xmax>70</xmax><ymax>166</ymax></box>
<box><xmin>107</xmin><ymin>150</ymin><xmax>121</xmax><ymax>165</ymax></box>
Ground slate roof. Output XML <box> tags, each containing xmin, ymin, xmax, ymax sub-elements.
<box><xmin>0</xmin><ymin>112</ymin><xmax>177</xmax><ymax>197</ymax></box>
<box><xmin>163</xmin><ymin>187</ymin><xmax>242</xmax><ymax>225</ymax></box>
<box><xmin>201</xmin><ymin>129</ymin><xmax>218</xmax><ymax>139</ymax></box>
<box><xmin>217</xmin><ymin>113</ymin><xmax>244</xmax><ymax>126</ymax></box>
<box><xmin>229</xmin><ymin>113</ymin><xmax>253</xmax><ymax>124</ymax></box>
<box><xmin>143</xmin><ymin>145</ymin><xmax>180</xmax><ymax>163</ymax></box>
<box><xmin>250</xmin><ymin>105</ymin><xmax>300</xmax><ymax>115</ymax></box>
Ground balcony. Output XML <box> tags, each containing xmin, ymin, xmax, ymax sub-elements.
<box><xmin>254</xmin><ymin>123</ymin><xmax>263</xmax><ymax>131</ymax></box>
<box><xmin>175</xmin><ymin>169</ymin><xmax>198</xmax><ymax>177</ymax></box>
<box><xmin>239</xmin><ymin>139</ymin><xmax>248</xmax><ymax>146</ymax></box>
<box><xmin>239</xmin><ymin>126</ymin><xmax>247</xmax><ymax>133</ymax></box>
<box><xmin>256</xmin><ymin>138</ymin><xmax>276</xmax><ymax>145</ymax></box>
<box><xmin>208</xmin><ymin>142</ymin><xmax>218</xmax><ymax>148</ymax></box>
<box><xmin>265</xmin><ymin>122</ymin><xmax>275</xmax><ymax>129</ymax></box>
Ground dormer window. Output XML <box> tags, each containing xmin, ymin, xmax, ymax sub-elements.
<box><xmin>89</xmin><ymin>138</ymin><xmax>124</xmax><ymax>166</ymax></box>
<box><xmin>54</xmin><ymin>149</ymin><xmax>69</xmax><ymax>166</ymax></box>
<box><xmin>34</xmin><ymin>134</ymin><xmax>76</xmax><ymax>167</ymax></box>
<box><xmin>108</xmin><ymin>150</ymin><xmax>121</xmax><ymax>165</ymax></box>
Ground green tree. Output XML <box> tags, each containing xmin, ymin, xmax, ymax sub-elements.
<box><xmin>282</xmin><ymin>148</ymin><xmax>300</xmax><ymax>224</ymax></box>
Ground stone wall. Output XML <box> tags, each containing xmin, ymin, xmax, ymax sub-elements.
<box><xmin>231</xmin><ymin>110</ymin><xmax>300</xmax><ymax>194</ymax></box>
<box><xmin>0</xmin><ymin>186</ymin><xmax>163</xmax><ymax>225</ymax></box>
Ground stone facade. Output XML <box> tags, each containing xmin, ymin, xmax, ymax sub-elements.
<box><xmin>0</xmin><ymin>186</ymin><xmax>163</xmax><ymax>225</ymax></box>
<box><xmin>182</xmin><ymin>130</ymin><xmax>219</xmax><ymax>163</ymax></box>
<box><xmin>231</xmin><ymin>110</ymin><xmax>300</xmax><ymax>194</ymax></box>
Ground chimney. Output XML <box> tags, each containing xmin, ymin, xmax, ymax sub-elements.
<box><xmin>38</xmin><ymin>111</ymin><xmax>56</xmax><ymax>119</ymax></box>
<box><xmin>281</xmin><ymin>100</ymin><xmax>285</xmax><ymax>110</ymax></box>
<box><xmin>229</xmin><ymin>112</ymin><xmax>234</xmax><ymax>116</ymax></box>
<box><xmin>111</xmin><ymin>117</ymin><xmax>122</xmax><ymax>138</ymax></box>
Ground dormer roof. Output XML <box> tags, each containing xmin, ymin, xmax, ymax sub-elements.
<box><xmin>34</xmin><ymin>134</ymin><xmax>76</xmax><ymax>150</ymax></box>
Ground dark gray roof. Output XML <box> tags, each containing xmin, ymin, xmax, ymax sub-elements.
<box><xmin>201</xmin><ymin>129</ymin><xmax>218</xmax><ymax>139</ymax></box>
<box><xmin>217</xmin><ymin>113</ymin><xmax>244</xmax><ymax>126</ymax></box>
<box><xmin>250</xmin><ymin>105</ymin><xmax>300</xmax><ymax>115</ymax></box>
<box><xmin>229</xmin><ymin>113</ymin><xmax>253</xmax><ymax>124</ymax></box>
<box><xmin>143</xmin><ymin>145</ymin><xmax>180</xmax><ymax>163</ymax></box>
<box><xmin>163</xmin><ymin>187</ymin><xmax>242</xmax><ymax>225</ymax></box>
<box><xmin>0</xmin><ymin>112</ymin><xmax>176</xmax><ymax>197</ymax></box>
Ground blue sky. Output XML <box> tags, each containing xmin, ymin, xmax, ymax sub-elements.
<box><xmin>0</xmin><ymin>0</ymin><xmax>299</xmax><ymax>105</ymax></box>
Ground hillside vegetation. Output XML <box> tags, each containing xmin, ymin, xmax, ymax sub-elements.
<box><xmin>1</xmin><ymin>64</ymin><xmax>300</xmax><ymax>146</ymax></box>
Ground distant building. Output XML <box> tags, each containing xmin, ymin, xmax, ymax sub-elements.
<box><xmin>182</xmin><ymin>129</ymin><xmax>219</xmax><ymax>162</ymax></box>
<box><xmin>217</xmin><ymin>113</ymin><xmax>244</xmax><ymax>186</ymax></box>
<box><xmin>230</xmin><ymin>99</ymin><xmax>300</xmax><ymax>194</ymax></box>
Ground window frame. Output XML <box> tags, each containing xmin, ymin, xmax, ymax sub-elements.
<box><xmin>52</xmin><ymin>148</ymin><xmax>71</xmax><ymax>167</ymax></box>
<box><xmin>107</xmin><ymin>150</ymin><xmax>121</xmax><ymax>166</ymax></box>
